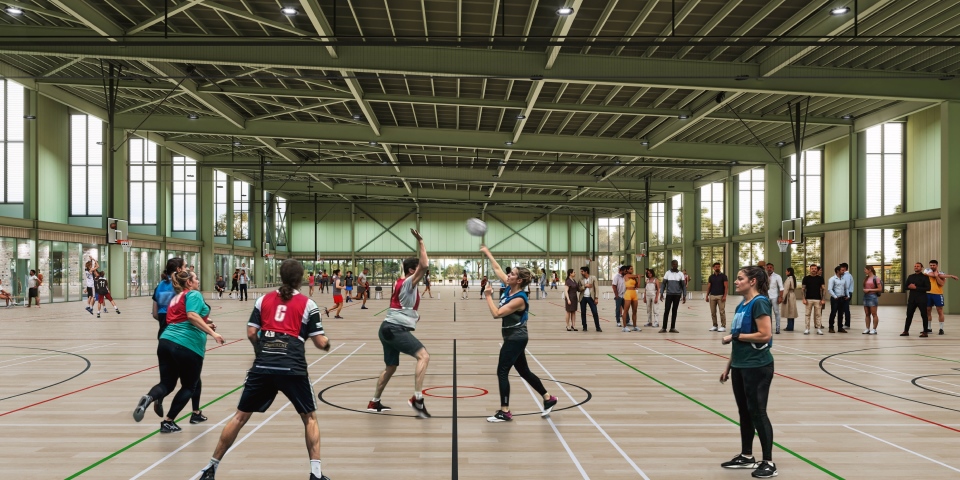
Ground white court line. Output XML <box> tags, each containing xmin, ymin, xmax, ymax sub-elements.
<box><xmin>0</xmin><ymin>343</ymin><xmax>117</xmax><ymax>370</ymax></box>
<box><xmin>553</xmin><ymin>423</ymin><xmax>960</xmax><ymax>428</ymax></box>
<box><xmin>517</xmin><ymin>352</ymin><xmax>589</xmax><ymax>479</ymax></box>
<box><xmin>0</xmin><ymin>342</ymin><xmax>102</xmax><ymax>365</ymax></box>
<box><xmin>127</xmin><ymin>343</ymin><xmax>351</xmax><ymax>480</ymax></box>
<box><xmin>526</xmin><ymin>347</ymin><xmax>651</xmax><ymax>480</ymax></box>
<box><xmin>845</xmin><ymin>425</ymin><xmax>960</xmax><ymax>474</ymax></box>
<box><xmin>634</xmin><ymin>343</ymin><xmax>707</xmax><ymax>372</ymax></box>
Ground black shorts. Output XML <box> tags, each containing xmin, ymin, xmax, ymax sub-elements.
<box><xmin>378</xmin><ymin>321</ymin><xmax>424</xmax><ymax>366</ymax></box>
<box><xmin>28</xmin><ymin>287</ymin><xmax>38</xmax><ymax>298</ymax></box>
<box><xmin>86</xmin><ymin>287</ymin><xmax>94</xmax><ymax>297</ymax></box>
<box><xmin>237</xmin><ymin>372</ymin><xmax>316</xmax><ymax>414</ymax></box>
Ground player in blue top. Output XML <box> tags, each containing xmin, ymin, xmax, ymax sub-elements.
<box><xmin>480</xmin><ymin>245</ymin><xmax>557</xmax><ymax>423</ymax></box>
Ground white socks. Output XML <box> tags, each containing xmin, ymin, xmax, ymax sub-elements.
<box><xmin>414</xmin><ymin>391</ymin><xmax>423</xmax><ymax>400</ymax></box>
<box><xmin>203</xmin><ymin>458</ymin><xmax>220</xmax><ymax>472</ymax></box>
<box><xmin>311</xmin><ymin>460</ymin><xmax>322</xmax><ymax>477</ymax></box>
<box><xmin>372</xmin><ymin>397</ymin><xmax>380</xmax><ymax>402</ymax></box>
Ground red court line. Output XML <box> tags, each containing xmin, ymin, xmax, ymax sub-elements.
<box><xmin>0</xmin><ymin>339</ymin><xmax>243</xmax><ymax>418</ymax></box>
<box><xmin>665</xmin><ymin>338</ymin><xmax>960</xmax><ymax>434</ymax></box>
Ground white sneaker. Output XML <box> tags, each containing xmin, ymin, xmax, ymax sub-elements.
<box><xmin>632</xmin><ymin>326</ymin><xmax>641</xmax><ymax>332</ymax></box>
<box><xmin>817</xmin><ymin>329</ymin><xmax>824</xmax><ymax>335</ymax></box>
<box><xmin>863</xmin><ymin>329</ymin><xmax>871</xmax><ymax>334</ymax></box>
<box><xmin>622</xmin><ymin>327</ymin><xmax>630</xmax><ymax>332</ymax></box>
<box><xmin>717</xmin><ymin>326</ymin><xmax>725</xmax><ymax>332</ymax></box>
<box><xmin>804</xmin><ymin>329</ymin><xmax>810</xmax><ymax>335</ymax></box>
<box><xmin>653</xmin><ymin>322</ymin><xmax>660</xmax><ymax>328</ymax></box>
<box><xmin>869</xmin><ymin>329</ymin><xmax>877</xmax><ymax>335</ymax></box>
<box><xmin>709</xmin><ymin>326</ymin><xmax>718</xmax><ymax>332</ymax></box>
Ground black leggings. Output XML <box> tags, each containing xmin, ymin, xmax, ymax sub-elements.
<box><xmin>156</xmin><ymin>312</ymin><xmax>167</xmax><ymax>340</ymax></box>
<box><xmin>497</xmin><ymin>336</ymin><xmax>547</xmax><ymax>407</ymax></box>
<box><xmin>147</xmin><ymin>339</ymin><xmax>204</xmax><ymax>420</ymax></box>
<box><xmin>731</xmin><ymin>363</ymin><xmax>775</xmax><ymax>461</ymax></box>
<box><xmin>662</xmin><ymin>294</ymin><xmax>681</xmax><ymax>329</ymax></box>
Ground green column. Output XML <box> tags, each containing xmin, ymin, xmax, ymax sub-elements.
<box><xmin>764</xmin><ymin>163</ymin><xmax>786</xmax><ymax>269</ymax></box>
<box><xmin>199</xmin><ymin>165</ymin><xmax>215</xmax><ymax>289</ymax></box>
<box><xmin>848</xmin><ymin>129</ymin><xmax>863</xmax><ymax>306</ymax></box>
<box><xmin>252</xmin><ymin>187</ymin><xmax>264</xmax><ymax>286</ymax></box>
<box><xmin>107</xmin><ymin>128</ymin><xmax>128</xmax><ymax>299</ymax></box>
<box><xmin>682</xmin><ymin>191</ymin><xmax>696</xmax><ymax>286</ymax></box>
<box><xmin>941</xmin><ymin>102</ymin><xmax>960</xmax><ymax>314</ymax></box>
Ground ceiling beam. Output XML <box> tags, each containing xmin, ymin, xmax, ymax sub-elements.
<box><xmin>140</xmin><ymin>61</ymin><xmax>246</xmax><ymax>129</ymax></box>
<box><xmin>126</xmin><ymin>0</ymin><xmax>208</xmax><ymax>35</ymax></box>
<box><xmin>48</xmin><ymin>0</ymin><xmax>124</xmax><ymax>37</ymax></box>
<box><xmin>202</xmin><ymin>1</ymin><xmax>316</xmax><ymax>37</ymax></box>
<box><xmin>648</xmin><ymin>91</ymin><xmax>741</xmax><ymax>148</ymax></box>
<box><xmin>341</xmin><ymin>71</ymin><xmax>381</xmax><ymax>136</ymax></box>
<box><xmin>298</xmin><ymin>0</ymin><xmax>338</xmax><ymax>58</ymax></box>
<box><xmin>545</xmin><ymin>0</ymin><xmax>583</xmax><ymax>69</ymax></box>
<box><xmin>0</xmin><ymin>61</ymin><xmax>107</xmax><ymax>119</ymax></box>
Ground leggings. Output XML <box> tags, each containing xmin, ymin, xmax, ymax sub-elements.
<box><xmin>662</xmin><ymin>294</ymin><xmax>681</xmax><ymax>329</ymax></box>
<box><xmin>731</xmin><ymin>363</ymin><xmax>775</xmax><ymax>461</ymax></box>
<box><xmin>147</xmin><ymin>339</ymin><xmax>204</xmax><ymax>420</ymax></box>
<box><xmin>156</xmin><ymin>313</ymin><xmax>167</xmax><ymax>340</ymax></box>
<box><xmin>497</xmin><ymin>336</ymin><xmax>547</xmax><ymax>407</ymax></box>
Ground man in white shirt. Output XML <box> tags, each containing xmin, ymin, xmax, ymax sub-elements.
<box><xmin>579</xmin><ymin>266</ymin><xmax>601</xmax><ymax>332</ymax></box>
<box><xmin>611</xmin><ymin>265</ymin><xmax>626</xmax><ymax>328</ymax></box>
<box><xmin>765</xmin><ymin>263</ymin><xmax>784</xmax><ymax>334</ymax></box>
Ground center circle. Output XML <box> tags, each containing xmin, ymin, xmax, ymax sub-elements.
<box><xmin>422</xmin><ymin>385</ymin><xmax>489</xmax><ymax>399</ymax></box>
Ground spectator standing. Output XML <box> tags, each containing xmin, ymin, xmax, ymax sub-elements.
<box><xmin>801</xmin><ymin>265</ymin><xmax>825</xmax><ymax>335</ymax></box>
<box><xmin>902</xmin><ymin>262</ymin><xmax>931</xmax><ymax>337</ymax></box>
<box><xmin>578</xmin><ymin>266</ymin><xmax>600</xmax><ymax>332</ymax></box>
<box><xmin>706</xmin><ymin>262</ymin><xmax>728</xmax><ymax>332</ymax></box>
<box><xmin>827</xmin><ymin>266</ymin><xmax>848</xmax><ymax>333</ymax></box>
<box><xmin>659</xmin><ymin>260</ymin><xmax>686</xmax><ymax>333</ymax></box>
<box><xmin>765</xmin><ymin>263</ymin><xmax>784</xmax><ymax>334</ymax></box>
<box><xmin>781</xmin><ymin>268</ymin><xmax>799</xmax><ymax>332</ymax></box>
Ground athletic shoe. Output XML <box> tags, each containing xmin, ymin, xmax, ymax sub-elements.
<box><xmin>632</xmin><ymin>326</ymin><xmax>641</xmax><ymax>332</ymax></box>
<box><xmin>199</xmin><ymin>466</ymin><xmax>217</xmax><ymax>480</ymax></box>
<box><xmin>804</xmin><ymin>329</ymin><xmax>810</xmax><ymax>335</ymax></box>
<box><xmin>644</xmin><ymin>323</ymin><xmax>653</xmax><ymax>327</ymax></box>
<box><xmin>310</xmin><ymin>474</ymin><xmax>331</xmax><ymax>480</ymax></box>
<box><xmin>669</xmin><ymin>328</ymin><xmax>680</xmax><ymax>333</ymax></box>
<box><xmin>720</xmin><ymin>454</ymin><xmax>758</xmax><ymax>469</ymax></box>
<box><xmin>334</xmin><ymin>315</ymin><xmax>343</xmax><ymax>319</ymax></box>
<box><xmin>323</xmin><ymin>307</ymin><xmax>330</xmax><ymax>317</ymax></box>
<box><xmin>190</xmin><ymin>411</ymin><xmax>208</xmax><ymax>424</ymax></box>
<box><xmin>925</xmin><ymin>329</ymin><xmax>933</xmax><ymax>333</ymax></box>
<box><xmin>863</xmin><ymin>329</ymin><xmax>870</xmax><ymax>334</ymax></box>
<box><xmin>361</xmin><ymin>306</ymin><xmax>368</xmax><ymax>310</ymax></box>
<box><xmin>116</xmin><ymin>309</ymin><xmax>121</xmax><ymax>314</ymax></box>
<box><xmin>85</xmin><ymin>306</ymin><xmax>93</xmax><ymax>315</ymax></box>
<box><xmin>133</xmin><ymin>394</ymin><xmax>153</xmax><ymax>422</ymax></box>
<box><xmin>752</xmin><ymin>461</ymin><xmax>778</xmax><ymax>478</ymax></box>
<box><xmin>409</xmin><ymin>396</ymin><xmax>431</xmax><ymax>419</ymax></box>
<box><xmin>486</xmin><ymin>410</ymin><xmax>513</xmax><ymax>422</ymax></box>
<box><xmin>542</xmin><ymin>396</ymin><xmax>558</xmax><ymax>417</ymax></box>
<box><xmin>900</xmin><ymin>332</ymin><xmax>909</xmax><ymax>336</ymax></box>
<box><xmin>160</xmin><ymin>420</ymin><xmax>181</xmax><ymax>433</ymax></box>
<box><xmin>654</xmin><ymin>322</ymin><xmax>660</xmax><ymax>328</ymax></box>
<box><xmin>817</xmin><ymin>329</ymin><xmax>824</xmax><ymax>335</ymax></box>
<box><xmin>940</xmin><ymin>329</ymin><xmax>945</xmax><ymax>335</ymax></box>
<box><xmin>775</xmin><ymin>328</ymin><xmax>780</xmax><ymax>334</ymax></box>
<box><xmin>153</xmin><ymin>397</ymin><xmax>164</xmax><ymax>417</ymax></box>
<box><xmin>596</xmin><ymin>328</ymin><xmax>603</xmax><ymax>332</ymax></box>
<box><xmin>616</xmin><ymin>322</ymin><xmax>622</xmax><ymax>327</ymax></box>
<box><xmin>367</xmin><ymin>400</ymin><xmax>392</xmax><ymax>412</ymax></box>
<box><xmin>869</xmin><ymin>329</ymin><xmax>877</xmax><ymax>335</ymax></box>
<box><xmin>709</xmin><ymin>326</ymin><xmax>718</xmax><ymax>331</ymax></box>
<box><xmin>622</xmin><ymin>327</ymin><xmax>630</xmax><ymax>332</ymax></box>
<box><xmin>718</xmin><ymin>326</ymin><xmax>726</xmax><ymax>332</ymax></box>
<box><xmin>96</xmin><ymin>312</ymin><xmax>100</xmax><ymax>318</ymax></box>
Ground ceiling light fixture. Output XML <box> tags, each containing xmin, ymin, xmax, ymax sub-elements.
<box><xmin>187</xmin><ymin>113</ymin><xmax>200</xmax><ymax>120</ymax></box>
<box><xmin>5</xmin><ymin>6</ymin><xmax>23</xmax><ymax>15</ymax></box>
<box><xmin>640</xmin><ymin>140</ymin><xmax>649</xmax><ymax>146</ymax></box>
<box><xmin>678</xmin><ymin>114</ymin><xmax>689</xmax><ymax>119</ymax></box>
<box><xmin>24</xmin><ymin>115</ymin><xmax>36</xmax><ymax>120</ymax></box>
<box><xmin>556</xmin><ymin>6</ymin><xmax>574</xmax><ymax>15</ymax></box>
<box><xmin>492</xmin><ymin>174</ymin><xmax>499</xmax><ymax>178</ymax></box>
<box><xmin>516</xmin><ymin>113</ymin><xmax>526</xmax><ymax>119</ymax></box>
<box><xmin>504</xmin><ymin>141</ymin><xmax>514</xmax><ymax>146</ymax></box>
<box><xmin>352</xmin><ymin>113</ymin><xmax>362</xmax><ymax>120</ymax></box>
<box><xmin>233</xmin><ymin>141</ymin><xmax>242</xmax><ymax>146</ymax></box>
<box><xmin>830</xmin><ymin>6</ymin><xmax>850</xmax><ymax>15</ymax></box>
<box><xmin>776</xmin><ymin>141</ymin><xmax>786</xmax><ymax>147</ymax></box>
<box><xmin>841</xmin><ymin>114</ymin><xmax>852</xmax><ymax>119</ymax></box>
<box><xmin>280</xmin><ymin>6</ymin><xmax>298</xmax><ymax>15</ymax></box>
<box><xmin>369</xmin><ymin>141</ymin><xmax>379</xmax><ymax>146</ymax></box>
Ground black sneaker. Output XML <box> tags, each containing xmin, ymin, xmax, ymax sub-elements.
<box><xmin>486</xmin><ymin>410</ymin><xmax>513</xmax><ymax>422</ymax></box>
<box><xmin>940</xmin><ymin>329</ymin><xmax>945</xmax><ymax>335</ymax></box>
<box><xmin>199</xmin><ymin>466</ymin><xmax>217</xmax><ymax>480</ymax></box>
<box><xmin>133</xmin><ymin>395</ymin><xmax>153</xmax><ymax>422</ymax></box>
<box><xmin>367</xmin><ymin>400</ymin><xmax>392</xmax><ymax>412</ymax></box>
<box><xmin>153</xmin><ymin>396</ymin><xmax>164</xmax><ymax>418</ymax></box>
<box><xmin>323</xmin><ymin>307</ymin><xmax>330</xmax><ymax>317</ymax></box>
<box><xmin>596</xmin><ymin>328</ymin><xmax>603</xmax><ymax>332</ymax></box>
<box><xmin>310</xmin><ymin>474</ymin><xmax>331</xmax><ymax>480</ymax></box>
<box><xmin>721</xmin><ymin>454</ymin><xmax>758</xmax><ymax>469</ymax></box>
<box><xmin>160</xmin><ymin>420</ymin><xmax>182</xmax><ymax>433</ymax></box>
<box><xmin>116</xmin><ymin>309</ymin><xmax>121</xmax><ymax>314</ymax></box>
<box><xmin>361</xmin><ymin>306</ymin><xmax>368</xmax><ymax>309</ymax></box>
<box><xmin>190</xmin><ymin>411</ymin><xmax>208</xmax><ymax>424</ymax></box>
<box><xmin>752</xmin><ymin>461</ymin><xmax>777</xmax><ymax>478</ymax></box>
<box><xmin>542</xmin><ymin>395</ymin><xmax>558</xmax><ymax>417</ymax></box>
<box><xmin>409</xmin><ymin>396</ymin><xmax>431</xmax><ymax>418</ymax></box>
<box><xmin>96</xmin><ymin>312</ymin><xmax>100</xmax><ymax>318</ymax></box>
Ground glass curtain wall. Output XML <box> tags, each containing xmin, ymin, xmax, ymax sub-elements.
<box><xmin>790</xmin><ymin>237</ymin><xmax>823</xmax><ymax>285</ymax></box>
<box><xmin>866</xmin><ymin>229</ymin><xmax>903</xmax><ymax>292</ymax></box>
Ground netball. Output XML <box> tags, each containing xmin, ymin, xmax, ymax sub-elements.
<box><xmin>465</xmin><ymin>218</ymin><xmax>487</xmax><ymax>236</ymax></box>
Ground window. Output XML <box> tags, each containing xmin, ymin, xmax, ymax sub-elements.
<box><xmin>671</xmin><ymin>249</ymin><xmax>683</xmax><ymax>271</ymax></box>
<box><xmin>233</xmin><ymin>180</ymin><xmax>250</xmax><ymax>240</ymax></box>
<box><xmin>738</xmin><ymin>242</ymin><xmax>764</xmax><ymax>268</ymax></box>
<box><xmin>700</xmin><ymin>182</ymin><xmax>724</xmax><ymax>240</ymax></box>
<box><xmin>0</xmin><ymin>80</ymin><xmax>25</xmax><ymax>203</ymax></box>
<box><xmin>866</xmin><ymin>229</ymin><xmax>902</xmax><ymax>292</ymax></box>
<box><xmin>865</xmin><ymin>123</ymin><xmax>903</xmax><ymax>218</ymax></box>
<box><xmin>598</xmin><ymin>217</ymin><xmax>624</xmax><ymax>252</ymax></box>
<box><xmin>214</xmin><ymin>170</ymin><xmax>228</xmax><ymax>236</ymax></box>
<box><xmin>790</xmin><ymin>237</ymin><xmax>822</xmax><ymax>284</ymax></box>
<box><xmin>70</xmin><ymin>114</ymin><xmax>103</xmax><ymax>216</ymax></box>
<box><xmin>700</xmin><ymin>246</ymin><xmax>725</xmax><ymax>285</ymax></box>
<box><xmin>128</xmin><ymin>138</ymin><xmax>157</xmax><ymax>225</ymax></box>
<box><xmin>648</xmin><ymin>251</ymin><xmax>665</xmax><ymax>276</ymax></box>
<box><xmin>172</xmin><ymin>156</ymin><xmax>197</xmax><ymax>231</ymax></box>
<box><xmin>275</xmin><ymin>196</ymin><xmax>287</xmax><ymax>246</ymax></box>
<box><xmin>738</xmin><ymin>168</ymin><xmax>764</xmax><ymax>234</ymax></box>
<box><xmin>649</xmin><ymin>202</ymin><xmax>665</xmax><ymax>247</ymax></box>
<box><xmin>790</xmin><ymin>150</ymin><xmax>822</xmax><ymax>226</ymax></box>
<box><xmin>670</xmin><ymin>194</ymin><xmax>683</xmax><ymax>244</ymax></box>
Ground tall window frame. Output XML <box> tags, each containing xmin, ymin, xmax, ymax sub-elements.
<box><xmin>0</xmin><ymin>79</ymin><xmax>25</xmax><ymax>204</ymax></box>
<box><xmin>233</xmin><ymin>180</ymin><xmax>250</xmax><ymax>240</ymax></box>
<box><xmin>649</xmin><ymin>202</ymin><xmax>665</xmax><ymax>247</ymax></box>
<box><xmin>738</xmin><ymin>242</ymin><xmax>764</xmax><ymax>268</ymax></box>
<box><xmin>670</xmin><ymin>194</ymin><xmax>683</xmax><ymax>244</ymax></box>
<box><xmin>866</xmin><ymin>229</ymin><xmax>903</xmax><ymax>292</ymax></box>
<box><xmin>598</xmin><ymin>217</ymin><xmax>624</xmax><ymax>253</ymax></box>
<box><xmin>128</xmin><ymin>138</ymin><xmax>158</xmax><ymax>225</ymax></box>
<box><xmin>172</xmin><ymin>156</ymin><xmax>197</xmax><ymax>231</ymax></box>
<box><xmin>738</xmin><ymin>168</ymin><xmax>764</xmax><ymax>234</ymax></box>
<box><xmin>275</xmin><ymin>196</ymin><xmax>287</xmax><ymax>246</ymax></box>
<box><xmin>699</xmin><ymin>182</ymin><xmax>724</xmax><ymax>240</ymax></box>
<box><xmin>214</xmin><ymin>170</ymin><xmax>228</xmax><ymax>236</ymax></box>
<box><xmin>865</xmin><ymin>123</ymin><xmax>904</xmax><ymax>218</ymax></box>
<box><xmin>700</xmin><ymin>246</ymin><xmax>725</xmax><ymax>285</ymax></box>
<box><xmin>70</xmin><ymin>114</ymin><xmax>103</xmax><ymax>216</ymax></box>
<box><xmin>790</xmin><ymin>150</ymin><xmax>822</xmax><ymax>226</ymax></box>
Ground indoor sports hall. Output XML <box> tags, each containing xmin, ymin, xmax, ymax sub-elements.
<box><xmin>0</xmin><ymin>1</ymin><xmax>959</xmax><ymax>479</ymax></box>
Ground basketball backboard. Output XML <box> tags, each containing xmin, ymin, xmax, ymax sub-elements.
<box><xmin>107</xmin><ymin>218</ymin><xmax>128</xmax><ymax>244</ymax></box>
<box><xmin>780</xmin><ymin>218</ymin><xmax>804</xmax><ymax>244</ymax></box>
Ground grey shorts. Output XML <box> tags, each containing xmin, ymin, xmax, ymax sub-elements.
<box><xmin>863</xmin><ymin>293</ymin><xmax>879</xmax><ymax>307</ymax></box>
<box><xmin>378</xmin><ymin>321</ymin><xmax>424</xmax><ymax>366</ymax></box>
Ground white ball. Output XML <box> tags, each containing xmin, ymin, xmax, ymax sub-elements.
<box><xmin>466</xmin><ymin>218</ymin><xmax>487</xmax><ymax>237</ymax></box>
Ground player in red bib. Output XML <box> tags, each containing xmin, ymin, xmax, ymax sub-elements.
<box><xmin>199</xmin><ymin>260</ymin><xmax>332</xmax><ymax>480</ymax></box>
<box><xmin>366</xmin><ymin>229</ymin><xmax>431</xmax><ymax>418</ymax></box>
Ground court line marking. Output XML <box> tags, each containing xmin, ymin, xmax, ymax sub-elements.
<box><xmin>0</xmin><ymin>343</ymin><xmax>102</xmax><ymax>365</ymax></box>
<box><xmin>634</xmin><ymin>343</ymin><xmax>707</xmax><ymax>372</ymax></box>
<box><xmin>526</xmin><ymin>347</ymin><xmax>651</xmax><ymax>480</ymax></box>
<box><xmin>608</xmin><ymin>354</ymin><xmax>844</xmax><ymax>480</ymax></box>
<box><xmin>844</xmin><ymin>425</ymin><xmax>960</xmax><ymax>474</ymax></box>
<box><xmin>553</xmin><ymin>423</ymin><xmax>960</xmax><ymax>427</ymax></box>
<box><xmin>0</xmin><ymin>343</ymin><xmax>116</xmax><ymax>371</ymax></box>
<box><xmin>0</xmin><ymin>339</ymin><xmax>243</xmax><ymax>418</ymax></box>
<box><xmin>666</xmin><ymin>339</ymin><xmax>960</xmax><ymax>434</ymax></box>
<box><xmin>186</xmin><ymin>343</ymin><xmax>364</xmax><ymax>480</ymax></box>
<box><xmin>132</xmin><ymin>343</ymin><xmax>356</xmax><ymax>480</ymax></box>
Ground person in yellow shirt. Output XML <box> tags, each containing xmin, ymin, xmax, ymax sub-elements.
<box><xmin>925</xmin><ymin>260</ymin><xmax>959</xmax><ymax>335</ymax></box>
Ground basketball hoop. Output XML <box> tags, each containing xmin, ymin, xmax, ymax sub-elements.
<box><xmin>777</xmin><ymin>239</ymin><xmax>792</xmax><ymax>253</ymax></box>
<box><xmin>264</xmin><ymin>253</ymin><xmax>274</xmax><ymax>260</ymax></box>
<box><xmin>635</xmin><ymin>254</ymin><xmax>646</xmax><ymax>261</ymax></box>
<box><xmin>117</xmin><ymin>240</ymin><xmax>132</xmax><ymax>253</ymax></box>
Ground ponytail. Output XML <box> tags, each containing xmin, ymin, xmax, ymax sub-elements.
<box><xmin>171</xmin><ymin>271</ymin><xmax>193</xmax><ymax>293</ymax></box>
<box><xmin>278</xmin><ymin>259</ymin><xmax>304</xmax><ymax>301</ymax></box>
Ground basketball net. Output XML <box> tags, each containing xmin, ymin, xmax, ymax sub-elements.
<box><xmin>776</xmin><ymin>239</ymin><xmax>792</xmax><ymax>253</ymax></box>
<box><xmin>117</xmin><ymin>240</ymin><xmax>132</xmax><ymax>253</ymax></box>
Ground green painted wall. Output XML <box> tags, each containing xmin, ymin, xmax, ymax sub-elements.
<box><xmin>906</xmin><ymin>106</ymin><xmax>941</xmax><ymax>212</ymax></box>
<box><xmin>549</xmin><ymin>216</ymin><xmax>568</xmax><ymax>252</ymax></box>
<box><xmin>823</xmin><ymin>138</ymin><xmax>850</xmax><ymax>223</ymax></box>
<box><xmin>355</xmin><ymin>205</ymin><xmax>418</xmax><ymax>253</ymax></box>
<box><xmin>36</xmin><ymin>95</ymin><xmax>69</xmax><ymax>224</ymax></box>
<box><xmin>484</xmin><ymin>212</ymin><xmax>548</xmax><ymax>253</ymax></box>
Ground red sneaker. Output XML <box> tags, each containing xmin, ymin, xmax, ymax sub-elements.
<box><xmin>366</xmin><ymin>400</ymin><xmax>392</xmax><ymax>412</ymax></box>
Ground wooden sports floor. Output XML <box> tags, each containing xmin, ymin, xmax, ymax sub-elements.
<box><xmin>2</xmin><ymin>286</ymin><xmax>960</xmax><ymax>480</ymax></box>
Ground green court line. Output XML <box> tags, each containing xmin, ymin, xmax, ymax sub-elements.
<box><xmin>608</xmin><ymin>354</ymin><xmax>844</xmax><ymax>480</ymax></box>
<box><xmin>373</xmin><ymin>306</ymin><xmax>388</xmax><ymax>316</ymax></box>
<box><xmin>65</xmin><ymin>384</ymin><xmax>244</xmax><ymax>480</ymax></box>
<box><xmin>917</xmin><ymin>354</ymin><xmax>960</xmax><ymax>363</ymax></box>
